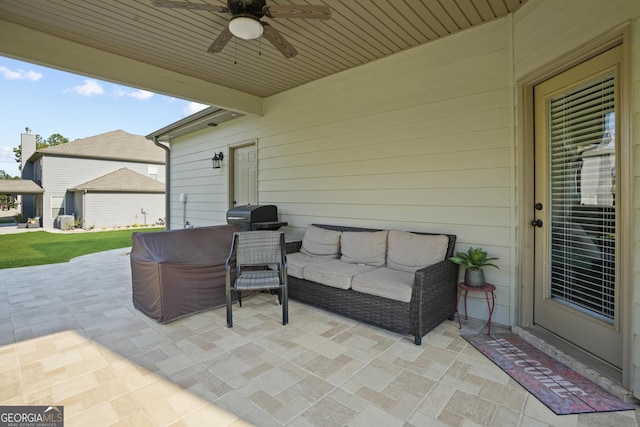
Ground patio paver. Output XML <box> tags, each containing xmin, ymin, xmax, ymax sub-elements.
<box><xmin>0</xmin><ymin>248</ymin><xmax>638</xmax><ymax>426</ymax></box>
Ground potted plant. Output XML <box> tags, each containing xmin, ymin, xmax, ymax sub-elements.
<box><xmin>14</xmin><ymin>213</ymin><xmax>27</xmax><ymax>228</ymax></box>
<box><xmin>449</xmin><ymin>247</ymin><xmax>499</xmax><ymax>287</ymax></box>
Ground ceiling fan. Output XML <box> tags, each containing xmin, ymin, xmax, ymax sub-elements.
<box><xmin>152</xmin><ymin>0</ymin><xmax>332</xmax><ymax>58</ymax></box>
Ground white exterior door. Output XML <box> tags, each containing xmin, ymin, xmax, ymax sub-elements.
<box><xmin>233</xmin><ymin>144</ymin><xmax>257</xmax><ymax>206</ymax></box>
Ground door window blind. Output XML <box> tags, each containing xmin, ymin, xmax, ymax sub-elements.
<box><xmin>548</xmin><ymin>73</ymin><xmax>616</xmax><ymax>322</ymax></box>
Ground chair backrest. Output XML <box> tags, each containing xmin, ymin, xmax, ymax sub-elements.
<box><xmin>234</xmin><ymin>231</ymin><xmax>284</xmax><ymax>266</ymax></box>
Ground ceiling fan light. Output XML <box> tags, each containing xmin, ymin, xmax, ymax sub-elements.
<box><xmin>229</xmin><ymin>16</ymin><xmax>263</xmax><ymax>40</ymax></box>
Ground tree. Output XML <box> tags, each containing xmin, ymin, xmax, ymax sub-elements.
<box><xmin>13</xmin><ymin>133</ymin><xmax>69</xmax><ymax>170</ymax></box>
<box><xmin>0</xmin><ymin>170</ymin><xmax>19</xmax><ymax>180</ymax></box>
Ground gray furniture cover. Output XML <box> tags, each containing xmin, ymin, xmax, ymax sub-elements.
<box><xmin>130</xmin><ymin>224</ymin><xmax>239</xmax><ymax>323</ymax></box>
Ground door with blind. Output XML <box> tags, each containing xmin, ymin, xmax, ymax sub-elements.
<box><xmin>533</xmin><ymin>46</ymin><xmax>622</xmax><ymax>368</ymax></box>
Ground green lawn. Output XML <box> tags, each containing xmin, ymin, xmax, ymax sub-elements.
<box><xmin>0</xmin><ymin>228</ymin><xmax>162</xmax><ymax>269</ymax></box>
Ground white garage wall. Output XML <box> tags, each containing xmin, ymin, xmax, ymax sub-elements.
<box><xmin>83</xmin><ymin>193</ymin><xmax>164</xmax><ymax>229</ymax></box>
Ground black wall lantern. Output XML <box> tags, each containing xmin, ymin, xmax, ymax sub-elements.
<box><xmin>211</xmin><ymin>152</ymin><xmax>224</xmax><ymax>169</ymax></box>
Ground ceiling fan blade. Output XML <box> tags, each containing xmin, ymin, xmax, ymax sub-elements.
<box><xmin>261</xmin><ymin>22</ymin><xmax>298</xmax><ymax>58</ymax></box>
<box><xmin>263</xmin><ymin>5</ymin><xmax>331</xmax><ymax>20</ymax></box>
<box><xmin>207</xmin><ymin>26</ymin><xmax>233</xmax><ymax>53</ymax></box>
<box><xmin>152</xmin><ymin>1</ymin><xmax>229</xmax><ymax>13</ymax></box>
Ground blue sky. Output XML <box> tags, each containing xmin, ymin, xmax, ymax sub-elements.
<box><xmin>0</xmin><ymin>56</ymin><xmax>209</xmax><ymax>177</ymax></box>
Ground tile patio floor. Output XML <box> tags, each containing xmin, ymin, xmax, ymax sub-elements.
<box><xmin>0</xmin><ymin>247</ymin><xmax>638</xmax><ymax>426</ymax></box>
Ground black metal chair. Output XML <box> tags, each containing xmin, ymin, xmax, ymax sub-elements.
<box><xmin>225</xmin><ymin>230</ymin><xmax>288</xmax><ymax>327</ymax></box>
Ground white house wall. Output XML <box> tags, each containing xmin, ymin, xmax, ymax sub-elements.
<box><xmin>170</xmin><ymin>130</ymin><xmax>232</xmax><ymax>228</ymax></box>
<box><xmin>41</xmin><ymin>156</ymin><xmax>165</xmax><ymax>228</ymax></box>
<box><xmin>170</xmin><ymin>17</ymin><xmax>514</xmax><ymax>325</ymax></box>
<box><xmin>83</xmin><ymin>193</ymin><xmax>164</xmax><ymax>229</ymax></box>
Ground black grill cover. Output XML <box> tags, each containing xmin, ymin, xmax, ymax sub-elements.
<box><xmin>226</xmin><ymin>204</ymin><xmax>286</xmax><ymax>231</ymax></box>
<box><xmin>227</xmin><ymin>205</ymin><xmax>277</xmax><ymax>223</ymax></box>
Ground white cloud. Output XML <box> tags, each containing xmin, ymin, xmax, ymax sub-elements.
<box><xmin>0</xmin><ymin>146</ymin><xmax>14</xmax><ymax>162</ymax></box>
<box><xmin>0</xmin><ymin>146</ymin><xmax>19</xmax><ymax>176</ymax></box>
<box><xmin>112</xmin><ymin>87</ymin><xmax>127</xmax><ymax>97</ymax></box>
<box><xmin>0</xmin><ymin>66</ymin><xmax>42</xmax><ymax>81</ymax></box>
<box><xmin>128</xmin><ymin>89</ymin><xmax>154</xmax><ymax>100</ymax></box>
<box><xmin>74</xmin><ymin>79</ymin><xmax>104</xmax><ymax>96</ymax></box>
<box><xmin>184</xmin><ymin>102</ymin><xmax>209</xmax><ymax>116</ymax></box>
<box><xmin>111</xmin><ymin>87</ymin><xmax>154</xmax><ymax>101</ymax></box>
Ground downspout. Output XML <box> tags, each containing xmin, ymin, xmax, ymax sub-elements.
<box><xmin>152</xmin><ymin>137</ymin><xmax>171</xmax><ymax>229</ymax></box>
<box><xmin>83</xmin><ymin>189</ymin><xmax>87</xmax><ymax>229</ymax></box>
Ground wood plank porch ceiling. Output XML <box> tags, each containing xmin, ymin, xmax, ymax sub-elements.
<box><xmin>0</xmin><ymin>0</ymin><xmax>527</xmax><ymax>98</ymax></box>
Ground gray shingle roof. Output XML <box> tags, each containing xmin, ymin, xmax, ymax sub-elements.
<box><xmin>69</xmin><ymin>168</ymin><xmax>165</xmax><ymax>193</ymax></box>
<box><xmin>35</xmin><ymin>130</ymin><xmax>165</xmax><ymax>164</ymax></box>
<box><xmin>0</xmin><ymin>179</ymin><xmax>44</xmax><ymax>194</ymax></box>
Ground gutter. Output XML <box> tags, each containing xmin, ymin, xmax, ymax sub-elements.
<box><xmin>152</xmin><ymin>137</ymin><xmax>171</xmax><ymax>229</ymax></box>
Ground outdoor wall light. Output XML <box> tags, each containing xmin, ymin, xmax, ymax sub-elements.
<box><xmin>228</xmin><ymin>16</ymin><xmax>263</xmax><ymax>40</ymax></box>
<box><xmin>212</xmin><ymin>152</ymin><xmax>224</xmax><ymax>169</ymax></box>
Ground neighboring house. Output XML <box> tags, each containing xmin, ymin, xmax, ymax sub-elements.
<box><xmin>19</xmin><ymin>129</ymin><xmax>166</xmax><ymax>229</ymax></box>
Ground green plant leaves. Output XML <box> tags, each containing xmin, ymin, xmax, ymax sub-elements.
<box><xmin>448</xmin><ymin>247</ymin><xmax>499</xmax><ymax>270</ymax></box>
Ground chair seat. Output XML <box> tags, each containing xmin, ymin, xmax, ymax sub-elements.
<box><xmin>235</xmin><ymin>270</ymin><xmax>282</xmax><ymax>290</ymax></box>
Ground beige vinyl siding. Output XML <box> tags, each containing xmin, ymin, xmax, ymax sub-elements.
<box><xmin>263</xmin><ymin>19</ymin><xmax>512</xmax><ymax>326</ymax></box>
<box><xmin>170</xmin><ymin>18</ymin><xmax>513</xmax><ymax>325</ymax></box>
<box><xmin>513</xmin><ymin>0</ymin><xmax>637</xmax><ymax>79</ymax></box>
<box><xmin>258</xmin><ymin>22</ymin><xmax>510</xmax><ymax>231</ymax></box>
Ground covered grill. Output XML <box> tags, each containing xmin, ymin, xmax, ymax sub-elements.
<box><xmin>226</xmin><ymin>204</ymin><xmax>287</xmax><ymax>231</ymax></box>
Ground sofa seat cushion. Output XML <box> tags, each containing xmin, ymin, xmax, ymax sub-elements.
<box><xmin>387</xmin><ymin>230</ymin><xmax>449</xmax><ymax>273</ymax></box>
<box><xmin>303</xmin><ymin>259</ymin><xmax>377</xmax><ymax>290</ymax></box>
<box><xmin>300</xmin><ymin>225</ymin><xmax>342</xmax><ymax>259</ymax></box>
<box><xmin>351</xmin><ymin>267</ymin><xmax>414</xmax><ymax>303</ymax></box>
<box><xmin>286</xmin><ymin>252</ymin><xmax>334</xmax><ymax>279</ymax></box>
<box><xmin>341</xmin><ymin>230</ymin><xmax>389</xmax><ymax>267</ymax></box>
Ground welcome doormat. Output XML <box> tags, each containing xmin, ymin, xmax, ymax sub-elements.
<box><xmin>463</xmin><ymin>333</ymin><xmax>635</xmax><ymax>415</ymax></box>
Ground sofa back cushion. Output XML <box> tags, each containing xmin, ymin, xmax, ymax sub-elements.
<box><xmin>299</xmin><ymin>225</ymin><xmax>342</xmax><ymax>258</ymax></box>
<box><xmin>387</xmin><ymin>230</ymin><xmax>449</xmax><ymax>272</ymax></box>
<box><xmin>341</xmin><ymin>230</ymin><xmax>388</xmax><ymax>267</ymax></box>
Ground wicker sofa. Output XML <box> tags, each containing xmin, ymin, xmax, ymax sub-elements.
<box><xmin>286</xmin><ymin>224</ymin><xmax>457</xmax><ymax>345</ymax></box>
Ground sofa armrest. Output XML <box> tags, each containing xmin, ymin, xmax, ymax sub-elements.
<box><xmin>286</xmin><ymin>240</ymin><xmax>302</xmax><ymax>254</ymax></box>
<box><xmin>413</xmin><ymin>259</ymin><xmax>457</xmax><ymax>287</ymax></box>
<box><xmin>409</xmin><ymin>259</ymin><xmax>458</xmax><ymax>341</ymax></box>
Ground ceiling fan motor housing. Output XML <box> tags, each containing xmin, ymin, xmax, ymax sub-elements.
<box><xmin>228</xmin><ymin>0</ymin><xmax>267</xmax><ymax>18</ymax></box>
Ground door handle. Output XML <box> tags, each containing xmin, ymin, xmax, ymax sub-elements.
<box><xmin>531</xmin><ymin>219</ymin><xmax>543</xmax><ymax>227</ymax></box>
